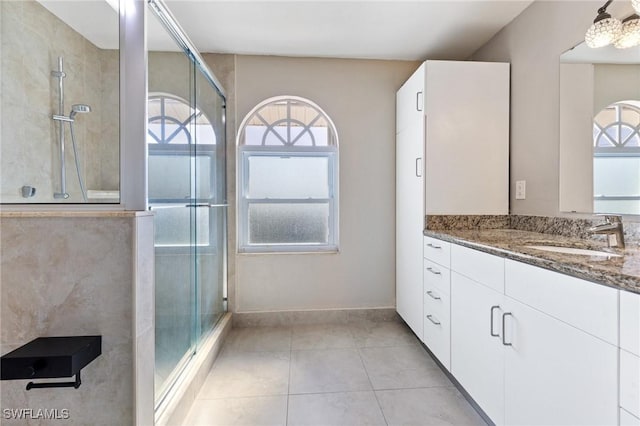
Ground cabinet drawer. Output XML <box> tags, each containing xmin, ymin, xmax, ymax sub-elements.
<box><xmin>423</xmin><ymin>306</ymin><xmax>450</xmax><ymax>371</ymax></box>
<box><xmin>424</xmin><ymin>283</ymin><xmax>449</xmax><ymax>321</ymax></box>
<box><xmin>423</xmin><ymin>236</ymin><xmax>450</xmax><ymax>267</ymax></box>
<box><xmin>621</xmin><ymin>290</ymin><xmax>640</xmax><ymax>356</ymax></box>
<box><xmin>450</xmin><ymin>244</ymin><xmax>504</xmax><ymax>293</ymax></box>
<box><xmin>505</xmin><ymin>260</ymin><xmax>618</xmax><ymax>345</ymax></box>
<box><xmin>424</xmin><ymin>259</ymin><xmax>450</xmax><ymax>296</ymax></box>
<box><xmin>621</xmin><ymin>408</ymin><xmax>640</xmax><ymax>426</ymax></box>
<box><xmin>621</xmin><ymin>350</ymin><xmax>640</xmax><ymax>418</ymax></box>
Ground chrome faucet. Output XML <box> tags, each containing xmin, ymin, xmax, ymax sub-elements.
<box><xmin>589</xmin><ymin>215</ymin><xmax>625</xmax><ymax>249</ymax></box>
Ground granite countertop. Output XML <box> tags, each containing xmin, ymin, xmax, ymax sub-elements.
<box><xmin>424</xmin><ymin>228</ymin><xmax>640</xmax><ymax>295</ymax></box>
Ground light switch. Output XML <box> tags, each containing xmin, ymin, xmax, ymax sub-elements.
<box><xmin>516</xmin><ymin>180</ymin><xmax>526</xmax><ymax>200</ymax></box>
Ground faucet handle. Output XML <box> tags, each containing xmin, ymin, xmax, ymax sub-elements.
<box><xmin>604</xmin><ymin>214</ymin><xmax>623</xmax><ymax>224</ymax></box>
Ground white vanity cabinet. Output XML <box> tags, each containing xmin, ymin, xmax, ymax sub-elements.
<box><xmin>620</xmin><ymin>290</ymin><xmax>640</xmax><ymax>423</ymax></box>
<box><xmin>450</xmin><ymin>245</ymin><xmax>506</xmax><ymax>424</ymax></box>
<box><xmin>396</xmin><ymin>60</ymin><xmax>509</xmax><ymax>341</ymax></box>
<box><xmin>503</xmin><ymin>260</ymin><xmax>618</xmax><ymax>426</ymax></box>
<box><xmin>422</xmin><ymin>236</ymin><xmax>452</xmax><ymax>370</ymax></box>
<box><xmin>447</xmin><ymin>239</ymin><xmax>619</xmax><ymax>426</ymax></box>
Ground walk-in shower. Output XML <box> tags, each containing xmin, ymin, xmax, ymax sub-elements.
<box><xmin>51</xmin><ymin>56</ymin><xmax>91</xmax><ymax>201</ymax></box>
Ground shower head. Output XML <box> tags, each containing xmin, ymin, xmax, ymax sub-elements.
<box><xmin>69</xmin><ymin>104</ymin><xmax>91</xmax><ymax>119</ymax></box>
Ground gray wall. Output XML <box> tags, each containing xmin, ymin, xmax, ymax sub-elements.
<box><xmin>234</xmin><ymin>55</ymin><xmax>418</xmax><ymax>312</ymax></box>
<box><xmin>470</xmin><ymin>0</ymin><xmax>634</xmax><ymax>217</ymax></box>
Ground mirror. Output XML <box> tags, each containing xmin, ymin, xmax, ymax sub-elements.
<box><xmin>559</xmin><ymin>41</ymin><xmax>640</xmax><ymax>215</ymax></box>
<box><xmin>0</xmin><ymin>0</ymin><xmax>120</xmax><ymax>203</ymax></box>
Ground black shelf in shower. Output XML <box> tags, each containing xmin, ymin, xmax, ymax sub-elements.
<box><xmin>1</xmin><ymin>336</ymin><xmax>101</xmax><ymax>390</ymax></box>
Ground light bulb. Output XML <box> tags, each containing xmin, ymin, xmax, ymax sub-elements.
<box><xmin>585</xmin><ymin>16</ymin><xmax>622</xmax><ymax>48</ymax></box>
<box><xmin>615</xmin><ymin>15</ymin><xmax>640</xmax><ymax>48</ymax></box>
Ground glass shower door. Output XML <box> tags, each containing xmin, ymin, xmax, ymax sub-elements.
<box><xmin>147</xmin><ymin>45</ymin><xmax>198</xmax><ymax>402</ymax></box>
<box><xmin>194</xmin><ymin>64</ymin><xmax>227</xmax><ymax>337</ymax></box>
<box><xmin>148</xmin><ymin>0</ymin><xmax>227</xmax><ymax>408</ymax></box>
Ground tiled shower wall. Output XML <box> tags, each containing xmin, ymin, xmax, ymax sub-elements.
<box><xmin>0</xmin><ymin>0</ymin><xmax>119</xmax><ymax>203</ymax></box>
<box><xmin>0</xmin><ymin>212</ymin><xmax>154</xmax><ymax>426</ymax></box>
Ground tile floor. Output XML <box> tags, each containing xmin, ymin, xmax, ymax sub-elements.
<box><xmin>183</xmin><ymin>321</ymin><xmax>487</xmax><ymax>426</ymax></box>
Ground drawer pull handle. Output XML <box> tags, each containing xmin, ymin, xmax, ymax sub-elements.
<box><xmin>426</xmin><ymin>314</ymin><xmax>441</xmax><ymax>325</ymax></box>
<box><xmin>426</xmin><ymin>290</ymin><xmax>441</xmax><ymax>300</ymax></box>
<box><xmin>502</xmin><ymin>312</ymin><xmax>513</xmax><ymax>346</ymax></box>
<box><xmin>426</xmin><ymin>267</ymin><xmax>441</xmax><ymax>275</ymax></box>
<box><xmin>490</xmin><ymin>305</ymin><xmax>501</xmax><ymax>338</ymax></box>
<box><xmin>426</xmin><ymin>243</ymin><xmax>442</xmax><ymax>249</ymax></box>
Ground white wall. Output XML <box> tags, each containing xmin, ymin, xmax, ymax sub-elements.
<box><xmin>470</xmin><ymin>0</ymin><xmax>634</xmax><ymax>217</ymax></box>
<box><xmin>234</xmin><ymin>55</ymin><xmax>418</xmax><ymax>312</ymax></box>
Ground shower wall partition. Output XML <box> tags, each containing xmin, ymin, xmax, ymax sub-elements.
<box><xmin>147</xmin><ymin>1</ymin><xmax>227</xmax><ymax>407</ymax></box>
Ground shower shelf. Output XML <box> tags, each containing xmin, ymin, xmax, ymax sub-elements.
<box><xmin>0</xmin><ymin>336</ymin><xmax>101</xmax><ymax>390</ymax></box>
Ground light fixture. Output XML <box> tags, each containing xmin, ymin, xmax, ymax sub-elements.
<box><xmin>614</xmin><ymin>14</ymin><xmax>640</xmax><ymax>48</ymax></box>
<box><xmin>633</xmin><ymin>0</ymin><xmax>640</xmax><ymax>15</ymax></box>
<box><xmin>585</xmin><ymin>0</ymin><xmax>622</xmax><ymax>48</ymax></box>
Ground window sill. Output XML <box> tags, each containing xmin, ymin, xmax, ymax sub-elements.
<box><xmin>237</xmin><ymin>249</ymin><xmax>340</xmax><ymax>256</ymax></box>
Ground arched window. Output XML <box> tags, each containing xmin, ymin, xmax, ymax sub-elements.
<box><xmin>148</xmin><ymin>94</ymin><xmax>216</xmax><ymax>146</ymax></box>
<box><xmin>237</xmin><ymin>96</ymin><xmax>339</xmax><ymax>252</ymax></box>
<box><xmin>593</xmin><ymin>101</ymin><xmax>640</xmax><ymax>214</ymax></box>
<box><xmin>147</xmin><ymin>93</ymin><xmax>218</xmax><ymax>246</ymax></box>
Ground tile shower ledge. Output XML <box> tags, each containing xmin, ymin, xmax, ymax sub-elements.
<box><xmin>424</xmin><ymin>228</ymin><xmax>640</xmax><ymax>295</ymax></box>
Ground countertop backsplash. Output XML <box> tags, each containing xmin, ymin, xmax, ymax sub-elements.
<box><xmin>426</xmin><ymin>214</ymin><xmax>640</xmax><ymax>246</ymax></box>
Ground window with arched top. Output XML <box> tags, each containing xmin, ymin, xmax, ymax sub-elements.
<box><xmin>147</xmin><ymin>93</ymin><xmax>218</xmax><ymax>247</ymax></box>
<box><xmin>237</xmin><ymin>96</ymin><xmax>339</xmax><ymax>252</ymax></box>
<box><xmin>593</xmin><ymin>101</ymin><xmax>640</xmax><ymax>214</ymax></box>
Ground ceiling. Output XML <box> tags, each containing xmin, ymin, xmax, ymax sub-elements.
<box><xmin>40</xmin><ymin>0</ymin><xmax>534</xmax><ymax>61</ymax></box>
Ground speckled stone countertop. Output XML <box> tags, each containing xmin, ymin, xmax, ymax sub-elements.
<box><xmin>424</xmin><ymin>228</ymin><xmax>640</xmax><ymax>295</ymax></box>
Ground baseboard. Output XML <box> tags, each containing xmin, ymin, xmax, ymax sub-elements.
<box><xmin>232</xmin><ymin>307</ymin><xmax>399</xmax><ymax>327</ymax></box>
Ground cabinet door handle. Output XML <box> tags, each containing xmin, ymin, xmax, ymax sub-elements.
<box><xmin>502</xmin><ymin>312</ymin><xmax>513</xmax><ymax>346</ymax></box>
<box><xmin>415</xmin><ymin>158</ymin><xmax>422</xmax><ymax>177</ymax></box>
<box><xmin>426</xmin><ymin>314</ymin><xmax>441</xmax><ymax>325</ymax></box>
<box><xmin>426</xmin><ymin>243</ymin><xmax>442</xmax><ymax>249</ymax></box>
<box><xmin>416</xmin><ymin>91</ymin><xmax>423</xmax><ymax>112</ymax></box>
<box><xmin>426</xmin><ymin>290</ymin><xmax>441</xmax><ymax>300</ymax></box>
<box><xmin>490</xmin><ymin>305</ymin><xmax>501</xmax><ymax>337</ymax></box>
<box><xmin>425</xmin><ymin>267</ymin><xmax>441</xmax><ymax>275</ymax></box>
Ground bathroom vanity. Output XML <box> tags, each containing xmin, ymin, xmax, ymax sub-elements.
<box><xmin>414</xmin><ymin>228</ymin><xmax>640</xmax><ymax>426</ymax></box>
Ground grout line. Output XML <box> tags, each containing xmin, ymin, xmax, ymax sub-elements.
<box><xmin>285</xmin><ymin>326</ymin><xmax>293</xmax><ymax>426</ymax></box>
<box><xmin>356</xmin><ymin>345</ymin><xmax>389</xmax><ymax>426</ymax></box>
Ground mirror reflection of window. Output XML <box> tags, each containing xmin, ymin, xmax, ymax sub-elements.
<box><xmin>593</xmin><ymin>101</ymin><xmax>640</xmax><ymax>214</ymax></box>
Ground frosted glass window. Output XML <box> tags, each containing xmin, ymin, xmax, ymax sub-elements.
<box><xmin>248</xmin><ymin>203</ymin><xmax>329</xmax><ymax>244</ymax></box>
<box><xmin>248</xmin><ymin>156</ymin><xmax>329</xmax><ymax>199</ymax></box>
<box><xmin>148</xmin><ymin>154</ymin><xmax>213</xmax><ymax>200</ymax></box>
<box><xmin>154</xmin><ymin>206</ymin><xmax>210</xmax><ymax>247</ymax></box>
<box><xmin>238</xmin><ymin>96</ymin><xmax>339</xmax><ymax>252</ymax></box>
<box><xmin>594</xmin><ymin>157</ymin><xmax>640</xmax><ymax>197</ymax></box>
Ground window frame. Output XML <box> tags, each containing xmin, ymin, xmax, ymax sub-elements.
<box><xmin>237</xmin><ymin>96</ymin><xmax>339</xmax><ymax>254</ymax></box>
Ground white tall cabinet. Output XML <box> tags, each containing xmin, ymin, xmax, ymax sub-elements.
<box><xmin>395</xmin><ymin>61</ymin><xmax>509</xmax><ymax>339</ymax></box>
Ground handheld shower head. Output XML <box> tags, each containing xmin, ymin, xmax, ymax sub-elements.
<box><xmin>69</xmin><ymin>104</ymin><xmax>91</xmax><ymax>119</ymax></box>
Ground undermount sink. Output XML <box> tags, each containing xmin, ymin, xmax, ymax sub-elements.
<box><xmin>525</xmin><ymin>245</ymin><xmax>622</xmax><ymax>258</ymax></box>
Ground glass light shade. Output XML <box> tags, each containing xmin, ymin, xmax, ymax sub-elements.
<box><xmin>585</xmin><ymin>17</ymin><xmax>622</xmax><ymax>48</ymax></box>
<box><xmin>615</xmin><ymin>17</ymin><xmax>640</xmax><ymax>48</ymax></box>
<box><xmin>633</xmin><ymin>0</ymin><xmax>640</xmax><ymax>15</ymax></box>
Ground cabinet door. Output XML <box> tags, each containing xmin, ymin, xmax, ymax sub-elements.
<box><xmin>621</xmin><ymin>290</ymin><xmax>640</xmax><ymax>356</ymax></box>
<box><xmin>424</xmin><ymin>61</ymin><xmax>509</xmax><ymax>215</ymax></box>
<box><xmin>503</xmin><ymin>297</ymin><xmax>618</xmax><ymax>426</ymax></box>
<box><xmin>451</xmin><ymin>272</ymin><xmax>505</xmax><ymax>425</ymax></box>
<box><xmin>396</xmin><ymin>63</ymin><xmax>425</xmax><ymax>134</ymax></box>
<box><xmin>395</xmin><ymin>117</ymin><xmax>424</xmax><ymax>340</ymax></box>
